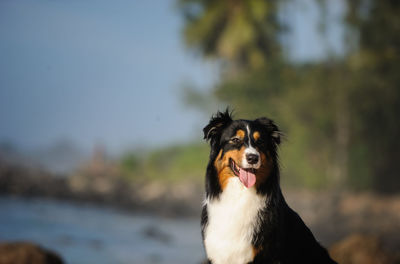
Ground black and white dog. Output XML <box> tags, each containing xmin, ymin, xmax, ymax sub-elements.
<box><xmin>201</xmin><ymin>110</ymin><xmax>337</xmax><ymax>264</ymax></box>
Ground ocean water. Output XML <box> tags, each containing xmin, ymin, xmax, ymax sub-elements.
<box><xmin>0</xmin><ymin>197</ymin><xmax>205</xmax><ymax>264</ymax></box>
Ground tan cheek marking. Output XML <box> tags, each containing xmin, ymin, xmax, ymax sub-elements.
<box><xmin>214</xmin><ymin>150</ymin><xmax>224</xmax><ymax>175</ymax></box>
<box><xmin>215</xmin><ymin>146</ymin><xmax>246</xmax><ymax>190</ymax></box>
<box><xmin>252</xmin><ymin>246</ymin><xmax>261</xmax><ymax>258</ymax></box>
<box><xmin>228</xmin><ymin>146</ymin><xmax>246</xmax><ymax>168</ymax></box>
<box><xmin>214</xmin><ymin>150</ymin><xmax>223</xmax><ymax>165</ymax></box>
<box><xmin>236</xmin><ymin>129</ymin><xmax>245</xmax><ymax>139</ymax></box>
<box><xmin>253</xmin><ymin>131</ymin><xmax>260</xmax><ymax>141</ymax></box>
<box><xmin>214</xmin><ymin>150</ymin><xmax>232</xmax><ymax>190</ymax></box>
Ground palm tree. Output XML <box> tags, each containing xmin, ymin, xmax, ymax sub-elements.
<box><xmin>177</xmin><ymin>0</ymin><xmax>283</xmax><ymax>72</ymax></box>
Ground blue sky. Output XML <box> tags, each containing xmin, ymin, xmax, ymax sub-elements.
<box><xmin>0</xmin><ymin>0</ymin><xmax>345</xmax><ymax>155</ymax></box>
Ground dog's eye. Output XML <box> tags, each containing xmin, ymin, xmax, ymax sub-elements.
<box><xmin>230</xmin><ymin>137</ymin><xmax>241</xmax><ymax>144</ymax></box>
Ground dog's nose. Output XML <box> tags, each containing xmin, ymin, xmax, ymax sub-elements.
<box><xmin>246</xmin><ymin>154</ymin><xmax>259</xmax><ymax>165</ymax></box>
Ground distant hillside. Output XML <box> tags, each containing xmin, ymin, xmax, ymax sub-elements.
<box><xmin>0</xmin><ymin>140</ymin><xmax>87</xmax><ymax>175</ymax></box>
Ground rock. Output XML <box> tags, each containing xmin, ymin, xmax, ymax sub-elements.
<box><xmin>329</xmin><ymin>233</ymin><xmax>395</xmax><ymax>264</ymax></box>
<box><xmin>0</xmin><ymin>242</ymin><xmax>64</xmax><ymax>264</ymax></box>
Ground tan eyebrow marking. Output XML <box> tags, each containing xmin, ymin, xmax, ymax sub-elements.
<box><xmin>253</xmin><ymin>131</ymin><xmax>260</xmax><ymax>141</ymax></box>
<box><xmin>236</xmin><ymin>129</ymin><xmax>245</xmax><ymax>139</ymax></box>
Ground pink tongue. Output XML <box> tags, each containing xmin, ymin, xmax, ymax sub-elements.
<box><xmin>239</xmin><ymin>168</ymin><xmax>256</xmax><ymax>188</ymax></box>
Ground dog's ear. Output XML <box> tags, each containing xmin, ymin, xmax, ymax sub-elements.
<box><xmin>255</xmin><ymin>117</ymin><xmax>282</xmax><ymax>145</ymax></box>
<box><xmin>203</xmin><ymin>109</ymin><xmax>233</xmax><ymax>144</ymax></box>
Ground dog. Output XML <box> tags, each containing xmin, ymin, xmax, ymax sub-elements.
<box><xmin>201</xmin><ymin>110</ymin><xmax>337</xmax><ymax>264</ymax></box>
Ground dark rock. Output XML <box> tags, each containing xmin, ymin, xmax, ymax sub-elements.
<box><xmin>0</xmin><ymin>160</ymin><xmax>70</xmax><ymax>199</ymax></box>
<box><xmin>0</xmin><ymin>242</ymin><xmax>64</xmax><ymax>264</ymax></box>
<box><xmin>329</xmin><ymin>233</ymin><xmax>398</xmax><ymax>264</ymax></box>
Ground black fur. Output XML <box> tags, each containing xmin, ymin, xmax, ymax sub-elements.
<box><xmin>202</xmin><ymin>110</ymin><xmax>337</xmax><ymax>264</ymax></box>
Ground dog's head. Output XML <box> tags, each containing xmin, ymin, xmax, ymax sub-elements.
<box><xmin>204</xmin><ymin>109</ymin><xmax>281</xmax><ymax>190</ymax></box>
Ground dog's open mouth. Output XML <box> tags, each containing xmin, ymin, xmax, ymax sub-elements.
<box><xmin>229</xmin><ymin>159</ymin><xmax>257</xmax><ymax>188</ymax></box>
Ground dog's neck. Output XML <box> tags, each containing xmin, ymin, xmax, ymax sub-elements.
<box><xmin>204</xmin><ymin>177</ymin><xmax>267</xmax><ymax>264</ymax></box>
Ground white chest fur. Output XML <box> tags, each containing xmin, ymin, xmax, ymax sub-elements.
<box><xmin>204</xmin><ymin>177</ymin><xmax>267</xmax><ymax>264</ymax></box>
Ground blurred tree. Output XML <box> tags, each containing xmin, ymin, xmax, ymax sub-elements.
<box><xmin>177</xmin><ymin>0</ymin><xmax>283</xmax><ymax>73</ymax></box>
<box><xmin>344</xmin><ymin>0</ymin><xmax>400</xmax><ymax>192</ymax></box>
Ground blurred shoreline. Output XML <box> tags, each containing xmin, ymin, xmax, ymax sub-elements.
<box><xmin>1</xmin><ymin>157</ymin><xmax>400</xmax><ymax>244</ymax></box>
<box><xmin>2</xmin><ymin>158</ymin><xmax>400</xmax><ymax>263</ymax></box>
<box><xmin>0</xmin><ymin>158</ymin><xmax>203</xmax><ymax>217</ymax></box>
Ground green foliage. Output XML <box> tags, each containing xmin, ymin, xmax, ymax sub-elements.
<box><xmin>347</xmin><ymin>143</ymin><xmax>373</xmax><ymax>190</ymax></box>
<box><xmin>345</xmin><ymin>0</ymin><xmax>400</xmax><ymax>192</ymax></box>
<box><xmin>178</xmin><ymin>0</ymin><xmax>282</xmax><ymax>70</ymax></box>
<box><xmin>119</xmin><ymin>143</ymin><xmax>209</xmax><ymax>183</ymax></box>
